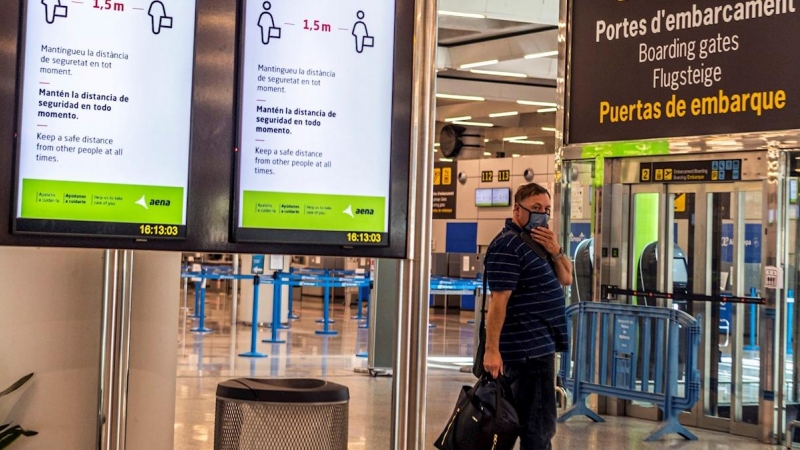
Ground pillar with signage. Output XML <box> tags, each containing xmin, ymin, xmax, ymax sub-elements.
<box><xmin>559</xmin><ymin>0</ymin><xmax>799</xmax><ymax>443</ymax></box>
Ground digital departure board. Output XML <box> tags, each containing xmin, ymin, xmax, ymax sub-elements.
<box><xmin>15</xmin><ymin>0</ymin><xmax>196</xmax><ymax>238</ymax></box>
<box><xmin>234</xmin><ymin>0</ymin><xmax>398</xmax><ymax>246</ymax></box>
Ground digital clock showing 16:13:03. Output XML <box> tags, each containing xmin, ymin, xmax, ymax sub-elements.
<box><xmin>346</xmin><ymin>232</ymin><xmax>383</xmax><ymax>244</ymax></box>
<box><xmin>139</xmin><ymin>224</ymin><xmax>180</xmax><ymax>237</ymax></box>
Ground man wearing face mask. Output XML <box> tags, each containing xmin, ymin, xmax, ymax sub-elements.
<box><xmin>483</xmin><ymin>182</ymin><xmax>572</xmax><ymax>450</ymax></box>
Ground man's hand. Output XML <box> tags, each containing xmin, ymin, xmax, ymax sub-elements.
<box><xmin>531</xmin><ymin>226</ymin><xmax>561</xmax><ymax>256</ymax></box>
<box><xmin>483</xmin><ymin>348</ymin><xmax>503</xmax><ymax>378</ymax></box>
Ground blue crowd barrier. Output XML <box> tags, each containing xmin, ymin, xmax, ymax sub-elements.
<box><xmin>558</xmin><ymin>302</ymin><xmax>702</xmax><ymax>442</ymax></box>
<box><xmin>180</xmin><ymin>270</ymin><xmax>372</xmax><ymax>357</ymax></box>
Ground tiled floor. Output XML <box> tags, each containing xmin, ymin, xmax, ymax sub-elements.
<box><xmin>174</xmin><ymin>288</ymin><xmax>784</xmax><ymax>449</ymax></box>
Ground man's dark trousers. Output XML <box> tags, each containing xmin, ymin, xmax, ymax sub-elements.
<box><xmin>503</xmin><ymin>355</ymin><xmax>557</xmax><ymax>450</ymax></box>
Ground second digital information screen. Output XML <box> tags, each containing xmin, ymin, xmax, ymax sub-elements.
<box><xmin>235</xmin><ymin>0</ymin><xmax>397</xmax><ymax>246</ymax></box>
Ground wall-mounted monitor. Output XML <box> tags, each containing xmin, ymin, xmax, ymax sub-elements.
<box><xmin>233</xmin><ymin>0</ymin><xmax>409</xmax><ymax>253</ymax></box>
<box><xmin>475</xmin><ymin>188</ymin><xmax>493</xmax><ymax>207</ymax></box>
<box><xmin>476</xmin><ymin>188</ymin><xmax>511</xmax><ymax>207</ymax></box>
<box><xmin>14</xmin><ymin>0</ymin><xmax>197</xmax><ymax>238</ymax></box>
<box><xmin>491</xmin><ymin>188</ymin><xmax>511</xmax><ymax>207</ymax></box>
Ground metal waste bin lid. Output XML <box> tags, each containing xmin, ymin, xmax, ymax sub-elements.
<box><xmin>216</xmin><ymin>378</ymin><xmax>349</xmax><ymax>403</ymax></box>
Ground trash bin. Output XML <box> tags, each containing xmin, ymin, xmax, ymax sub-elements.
<box><xmin>214</xmin><ymin>378</ymin><xmax>349</xmax><ymax>450</ymax></box>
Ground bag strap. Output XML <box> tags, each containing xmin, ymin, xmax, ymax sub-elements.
<box><xmin>480</xmin><ymin>230</ymin><xmax>517</xmax><ymax>332</ymax></box>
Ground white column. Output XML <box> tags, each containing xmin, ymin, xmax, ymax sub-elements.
<box><xmin>126</xmin><ymin>251</ymin><xmax>181</xmax><ymax>450</ymax></box>
<box><xmin>0</xmin><ymin>247</ymin><xmax>104</xmax><ymax>450</ymax></box>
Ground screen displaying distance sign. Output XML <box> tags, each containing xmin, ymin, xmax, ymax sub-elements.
<box><xmin>15</xmin><ymin>0</ymin><xmax>196</xmax><ymax>238</ymax></box>
<box><xmin>235</xmin><ymin>0</ymin><xmax>398</xmax><ymax>246</ymax></box>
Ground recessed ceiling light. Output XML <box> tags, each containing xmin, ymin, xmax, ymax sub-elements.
<box><xmin>524</xmin><ymin>50</ymin><xmax>559</xmax><ymax>59</ymax></box>
<box><xmin>510</xmin><ymin>140</ymin><xmax>545</xmax><ymax>145</ymax></box>
<box><xmin>436</xmin><ymin>93</ymin><xmax>486</xmax><ymax>101</ymax></box>
<box><xmin>459</xmin><ymin>60</ymin><xmax>499</xmax><ymax>69</ymax></box>
<box><xmin>483</xmin><ymin>152</ymin><xmax>492</xmax><ymax>156</ymax></box>
<box><xmin>541</xmin><ymin>127</ymin><xmax>557</xmax><ymax>132</ymax></box>
<box><xmin>537</xmin><ymin>108</ymin><xmax>558</xmax><ymax>113</ymax></box>
<box><xmin>503</xmin><ymin>136</ymin><xmax>527</xmax><ymax>141</ymax></box>
<box><xmin>489</xmin><ymin>111</ymin><xmax>518</xmax><ymax>118</ymax></box>
<box><xmin>484</xmin><ymin>139</ymin><xmax>490</xmax><ymax>143</ymax></box>
<box><xmin>439</xmin><ymin>157</ymin><xmax>454</xmax><ymax>162</ymax></box>
<box><xmin>451</xmin><ymin>121</ymin><xmax>494</xmax><ymax>127</ymax></box>
<box><xmin>445</xmin><ymin>116</ymin><xmax>472</xmax><ymax>122</ymax></box>
<box><xmin>438</xmin><ymin>10</ymin><xmax>486</xmax><ymax>19</ymax></box>
<box><xmin>512</xmin><ymin>154</ymin><xmax>521</xmax><ymax>158</ymax></box>
<box><xmin>518</xmin><ymin>100</ymin><xmax>558</xmax><ymax>107</ymax></box>
<box><xmin>469</xmin><ymin>69</ymin><xmax>527</xmax><ymax>78</ymax></box>
<box><xmin>434</xmin><ymin>143</ymin><xmax>440</xmax><ymax>147</ymax></box>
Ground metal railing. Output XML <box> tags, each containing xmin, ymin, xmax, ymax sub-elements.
<box><xmin>558</xmin><ymin>302</ymin><xmax>702</xmax><ymax>441</ymax></box>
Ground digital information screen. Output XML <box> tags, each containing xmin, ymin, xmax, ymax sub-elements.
<box><xmin>476</xmin><ymin>188</ymin><xmax>511</xmax><ymax>207</ymax></box>
<box><xmin>235</xmin><ymin>0</ymin><xmax>397</xmax><ymax>246</ymax></box>
<box><xmin>15</xmin><ymin>0</ymin><xmax>196</xmax><ymax>238</ymax></box>
<box><xmin>475</xmin><ymin>189</ymin><xmax>493</xmax><ymax>207</ymax></box>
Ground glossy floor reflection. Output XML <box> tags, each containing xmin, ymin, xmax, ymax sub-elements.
<box><xmin>174</xmin><ymin>288</ymin><xmax>783</xmax><ymax>449</ymax></box>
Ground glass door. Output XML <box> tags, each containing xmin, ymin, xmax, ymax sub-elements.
<box><xmin>623</xmin><ymin>181</ymin><xmax>764</xmax><ymax>437</ymax></box>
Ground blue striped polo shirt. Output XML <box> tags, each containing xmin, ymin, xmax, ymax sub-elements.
<box><xmin>485</xmin><ymin>219</ymin><xmax>568</xmax><ymax>362</ymax></box>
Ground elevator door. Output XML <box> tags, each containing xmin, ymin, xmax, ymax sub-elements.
<box><xmin>625</xmin><ymin>182</ymin><xmax>764</xmax><ymax>437</ymax></box>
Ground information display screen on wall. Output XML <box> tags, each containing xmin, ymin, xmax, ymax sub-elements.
<box><xmin>235</xmin><ymin>0</ymin><xmax>398</xmax><ymax>247</ymax></box>
<box><xmin>568</xmin><ymin>0</ymin><xmax>800</xmax><ymax>144</ymax></box>
<box><xmin>15</xmin><ymin>0</ymin><xmax>196</xmax><ymax>238</ymax></box>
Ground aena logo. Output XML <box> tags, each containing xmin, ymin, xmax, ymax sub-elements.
<box><xmin>136</xmin><ymin>195</ymin><xmax>171</xmax><ymax>209</ymax></box>
<box><xmin>355</xmin><ymin>208</ymin><xmax>375</xmax><ymax>215</ymax></box>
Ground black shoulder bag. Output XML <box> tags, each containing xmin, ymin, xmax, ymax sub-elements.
<box><xmin>433</xmin><ymin>374</ymin><xmax>520</xmax><ymax>450</ymax></box>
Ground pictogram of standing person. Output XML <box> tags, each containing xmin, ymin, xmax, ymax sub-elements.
<box><xmin>42</xmin><ymin>0</ymin><xmax>68</xmax><ymax>24</ymax></box>
<box><xmin>258</xmin><ymin>1</ymin><xmax>281</xmax><ymax>45</ymax></box>
<box><xmin>148</xmin><ymin>1</ymin><xmax>174</xmax><ymax>35</ymax></box>
<box><xmin>352</xmin><ymin>11</ymin><xmax>374</xmax><ymax>54</ymax></box>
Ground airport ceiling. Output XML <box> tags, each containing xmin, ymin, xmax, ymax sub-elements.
<box><xmin>434</xmin><ymin>0</ymin><xmax>560</xmax><ymax>159</ymax></box>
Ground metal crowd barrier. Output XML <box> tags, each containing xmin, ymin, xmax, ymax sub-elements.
<box><xmin>180</xmin><ymin>270</ymin><xmax>372</xmax><ymax>358</ymax></box>
<box><xmin>558</xmin><ymin>302</ymin><xmax>702</xmax><ymax>441</ymax></box>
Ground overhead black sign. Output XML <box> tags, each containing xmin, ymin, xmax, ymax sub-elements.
<box><xmin>639</xmin><ymin>159</ymin><xmax>742</xmax><ymax>183</ymax></box>
<box><xmin>568</xmin><ymin>0</ymin><xmax>800</xmax><ymax>144</ymax></box>
<box><xmin>433</xmin><ymin>162</ymin><xmax>457</xmax><ymax>219</ymax></box>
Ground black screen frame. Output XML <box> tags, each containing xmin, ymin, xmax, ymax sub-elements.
<box><xmin>11</xmin><ymin>0</ymin><xmax>199</xmax><ymax>240</ymax></box>
<box><xmin>0</xmin><ymin>0</ymin><xmax>413</xmax><ymax>258</ymax></box>
<box><xmin>230</xmin><ymin>0</ymin><xmax>411</xmax><ymax>256</ymax></box>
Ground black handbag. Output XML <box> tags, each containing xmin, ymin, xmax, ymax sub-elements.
<box><xmin>434</xmin><ymin>375</ymin><xmax>520</xmax><ymax>450</ymax></box>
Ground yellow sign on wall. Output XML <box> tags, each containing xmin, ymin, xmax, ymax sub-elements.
<box><xmin>442</xmin><ymin>167</ymin><xmax>452</xmax><ymax>185</ymax></box>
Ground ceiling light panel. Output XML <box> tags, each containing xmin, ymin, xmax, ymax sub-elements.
<box><xmin>469</xmin><ymin>69</ymin><xmax>527</xmax><ymax>78</ymax></box>
<box><xmin>489</xmin><ymin>111</ymin><xmax>518</xmax><ymax>118</ymax></box>
<box><xmin>517</xmin><ymin>100</ymin><xmax>558</xmax><ymax>107</ymax></box>
<box><xmin>451</xmin><ymin>121</ymin><xmax>493</xmax><ymax>127</ymax></box>
<box><xmin>436</xmin><ymin>93</ymin><xmax>485</xmax><ymax>101</ymax></box>
<box><xmin>459</xmin><ymin>60</ymin><xmax>499</xmax><ymax>69</ymax></box>
<box><xmin>524</xmin><ymin>50</ymin><xmax>559</xmax><ymax>59</ymax></box>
